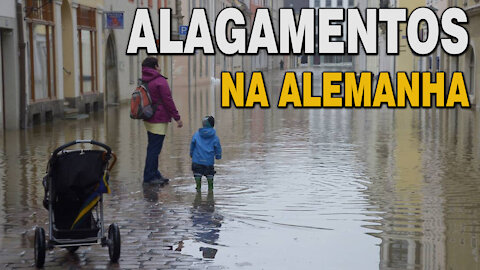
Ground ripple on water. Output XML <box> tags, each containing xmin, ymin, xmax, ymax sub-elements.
<box><xmin>0</xmin><ymin>98</ymin><xmax>479</xmax><ymax>269</ymax></box>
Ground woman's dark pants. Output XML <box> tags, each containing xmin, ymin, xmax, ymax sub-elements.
<box><xmin>144</xmin><ymin>132</ymin><xmax>165</xmax><ymax>183</ymax></box>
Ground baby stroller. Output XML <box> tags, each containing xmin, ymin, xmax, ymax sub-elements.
<box><xmin>34</xmin><ymin>140</ymin><xmax>119</xmax><ymax>267</ymax></box>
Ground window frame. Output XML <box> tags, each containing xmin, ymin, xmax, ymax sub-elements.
<box><xmin>77</xmin><ymin>5</ymin><xmax>98</xmax><ymax>94</ymax></box>
<box><xmin>26</xmin><ymin>0</ymin><xmax>57</xmax><ymax>102</ymax></box>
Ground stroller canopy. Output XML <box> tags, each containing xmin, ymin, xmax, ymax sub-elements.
<box><xmin>48</xmin><ymin>150</ymin><xmax>110</xmax><ymax>230</ymax></box>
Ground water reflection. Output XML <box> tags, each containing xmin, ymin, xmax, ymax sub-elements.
<box><xmin>192</xmin><ymin>190</ymin><xmax>220</xmax><ymax>243</ymax></box>
<box><xmin>360</xmin><ymin>109</ymin><xmax>480</xmax><ymax>270</ymax></box>
<box><xmin>191</xmin><ymin>190</ymin><xmax>222</xmax><ymax>259</ymax></box>
<box><xmin>142</xmin><ymin>184</ymin><xmax>161</xmax><ymax>203</ymax></box>
<box><xmin>0</xmin><ymin>69</ymin><xmax>479</xmax><ymax>269</ymax></box>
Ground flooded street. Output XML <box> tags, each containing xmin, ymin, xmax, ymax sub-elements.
<box><xmin>1</xmin><ymin>70</ymin><xmax>480</xmax><ymax>269</ymax></box>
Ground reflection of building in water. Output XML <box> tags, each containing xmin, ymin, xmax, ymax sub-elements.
<box><xmin>380</xmin><ymin>239</ymin><xmax>422</xmax><ymax>269</ymax></box>
<box><xmin>191</xmin><ymin>190</ymin><xmax>223</xmax><ymax>259</ymax></box>
<box><xmin>439</xmin><ymin>110</ymin><xmax>480</xmax><ymax>269</ymax></box>
<box><xmin>359</xmin><ymin>109</ymin><xmax>450</xmax><ymax>270</ymax></box>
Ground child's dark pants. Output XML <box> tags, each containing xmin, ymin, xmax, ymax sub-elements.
<box><xmin>192</xmin><ymin>163</ymin><xmax>215</xmax><ymax>190</ymax></box>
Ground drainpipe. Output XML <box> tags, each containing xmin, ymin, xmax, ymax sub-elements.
<box><xmin>17</xmin><ymin>1</ymin><xmax>27</xmax><ymax>129</ymax></box>
<box><xmin>212</xmin><ymin>0</ymin><xmax>216</xmax><ymax>81</ymax></box>
<box><xmin>137</xmin><ymin>0</ymin><xmax>141</xmax><ymax>80</ymax></box>
<box><xmin>392</xmin><ymin>0</ymin><xmax>397</xmax><ymax>78</ymax></box>
<box><xmin>188</xmin><ymin>0</ymin><xmax>191</xmax><ymax>93</ymax></box>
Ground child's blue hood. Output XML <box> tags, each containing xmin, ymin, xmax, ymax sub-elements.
<box><xmin>199</xmin><ymin>127</ymin><xmax>216</xmax><ymax>139</ymax></box>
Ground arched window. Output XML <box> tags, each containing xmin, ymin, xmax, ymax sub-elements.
<box><xmin>465</xmin><ymin>46</ymin><xmax>475</xmax><ymax>99</ymax></box>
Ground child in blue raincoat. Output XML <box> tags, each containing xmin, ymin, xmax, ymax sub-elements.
<box><xmin>190</xmin><ymin>116</ymin><xmax>222</xmax><ymax>190</ymax></box>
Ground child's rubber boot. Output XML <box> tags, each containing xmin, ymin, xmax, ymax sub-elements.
<box><xmin>207</xmin><ymin>178</ymin><xmax>214</xmax><ymax>190</ymax></box>
<box><xmin>195</xmin><ymin>178</ymin><xmax>202</xmax><ymax>191</ymax></box>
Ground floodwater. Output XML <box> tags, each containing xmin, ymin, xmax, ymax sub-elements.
<box><xmin>1</xmin><ymin>69</ymin><xmax>480</xmax><ymax>269</ymax></box>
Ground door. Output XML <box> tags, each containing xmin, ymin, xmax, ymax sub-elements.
<box><xmin>105</xmin><ymin>34</ymin><xmax>119</xmax><ymax>105</ymax></box>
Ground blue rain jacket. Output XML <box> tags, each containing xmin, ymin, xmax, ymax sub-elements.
<box><xmin>190</xmin><ymin>128</ymin><xmax>222</xmax><ymax>166</ymax></box>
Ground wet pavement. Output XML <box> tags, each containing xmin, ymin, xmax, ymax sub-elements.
<box><xmin>1</xmin><ymin>69</ymin><xmax>480</xmax><ymax>269</ymax></box>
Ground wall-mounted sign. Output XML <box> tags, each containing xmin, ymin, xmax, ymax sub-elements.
<box><xmin>105</xmin><ymin>12</ymin><xmax>124</xmax><ymax>29</ymax></box>
<box><xmin>179</xmin><ymin>25</ymin><xmax>188</xmax><ymax>36</ymax></box>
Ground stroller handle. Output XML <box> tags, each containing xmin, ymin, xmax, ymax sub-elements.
<box><xmin>52</xmin><ymin>140</ymin><xmax>112</xmax><ymax>157</ymax></box>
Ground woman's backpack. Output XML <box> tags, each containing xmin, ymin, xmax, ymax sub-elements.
<box><xmin>130</xmin><ymin>80</ymin><xmax>157</xmax><ymax>120</ymax></box>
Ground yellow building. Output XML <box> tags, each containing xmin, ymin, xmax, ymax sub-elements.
<box><xmin>23</xmin><ymin>0</ymin><xmax>104</xmax><ymax>126</ymax></box>
<box><xmin>396</xmin><ymin>0</ymin><xmax>426</xmax><ymax>73</ymax></box>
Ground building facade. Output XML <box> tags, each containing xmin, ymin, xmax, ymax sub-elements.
<box><xmin>463</xmin><ymin>0</ymin><xmax>479</xmax><ymax>107</ymax></box>
<box><xmin>355</xmin><ymin>0</ymin><xmax>398</xmax><ymax>76</ymax></box>
<box><xmin>102</xmin><ymin>0</ymin><xmax>178</xmax><ymax>105</ymax></box>
<box><xmin>20</xmin><ymin>0</ymin><xmax>105</xmax><ymax>127</ymax></box>
<box><xmin>395</xmin><ymin>0</ymin><xmax>426</xmax><ymax>73</ymax></box>
<box><xmin>308</xmin><ymin>0</ymin><xmax>355</xmax><ymax>67</ymax></box>
<box><xmin>427</xmin><ymin>0</ymin><xmax>479</xmax><ymax>107</ymax></box>
<box><xmin>0</xmin><ymin>1</ymin><xmax>20</xmax><ymax>131</ymax></box>
<box><xmin>4</xmin><ymin>0</ymin><xmax>183</xmax><ymax>129</ymax></box>
<box><xmin>284</xmin><ymin>0</ymin><xmax>310</xmax><ymax>69</ymax></box>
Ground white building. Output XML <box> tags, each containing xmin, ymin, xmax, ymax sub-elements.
<box><xmin>102</xmin><ymin>0</ymin><xmax>180</xmax><ymax>105</ymax></box>
<box><xmin>308</xmin><ymin>0</ymin><xmax>355</xmax><ymax>67</ymax></box>
<box><xmin>355</xmin><ymin>0</ymin><xmax>396</xmax><ymax>76</ymax></box>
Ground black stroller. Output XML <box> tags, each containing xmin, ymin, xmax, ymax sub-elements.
<box><xmin>34</xmin><ymin>140</ymin><xmax>120</xmax><ymax>267</ymax></box>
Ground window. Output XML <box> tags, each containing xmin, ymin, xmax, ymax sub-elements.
<box><xmin>26</xmin><ymin>0</ymin><xmax>56</xmax><ymax>101</ymax></box>
<box><xmin>315</xmin><ymin>0</ymin><xmax>320</xmax><ymax>7</ymax></box>
<box><xmin>205</xmin><ymin>56</ymin><xmax>209</xmax><ymax>78</ymax></box>
<box><xmin>349</xmin><ymin>0</ymin><xmax>354</xmax><ymax>7</ymax></box>
<box><xmin>452</xmin><ymin>56</ymin><xmax>459</xmax><ymax>71</ymax></box>
<box><xmin>326</xmin><ymin>0</ymin><xmax>332</xmax><ymax>7</ymax></box>
<box><xmin>337</xmin><ymin>0</ymin><xmax>343</xmax><ymax>7</ymax></box>
<box><xmin>193</xmin><ymin>53</ymin><xmax>196</xmax><ymax>77</ymax></box>
<box><xmin>469</xmin><ymin>48</ymin><xmax>475</xmax><ymax>95</ymax></box>
<box><xmin>199</xmin><ymin>54</ymin><xmax>203</xmax><ymax>77</ymax></box>
<box><xmin>77</xmin><ymin>6</ymin><xmax>97</xmax><ymax>94</ymax></box>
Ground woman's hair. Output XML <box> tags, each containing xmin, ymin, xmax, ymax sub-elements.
<box><xmin>142</xmin><ymin>57</ymin><xmax>158</xmax><ymax>69</ymax></box>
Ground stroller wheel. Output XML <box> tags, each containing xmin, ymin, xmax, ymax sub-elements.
<box><xmin>66</xmin><ymin>246</ymin><xmax>79</xmax><ymax>253</ymax></box>
<box><xmin>108</xmin><ymin>223</ymin><xmax>121</xmax><ymax>263</ymax></box>
<box><xmin>34</xmin><ymin>227</ymin><xmax>46</xmax><ymax>268</ymax></box>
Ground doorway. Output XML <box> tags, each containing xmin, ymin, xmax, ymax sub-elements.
<box><xmin>105</xmin><ymin>33</ymin><xmax>119</xmax><ymax>105</ymax></box>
